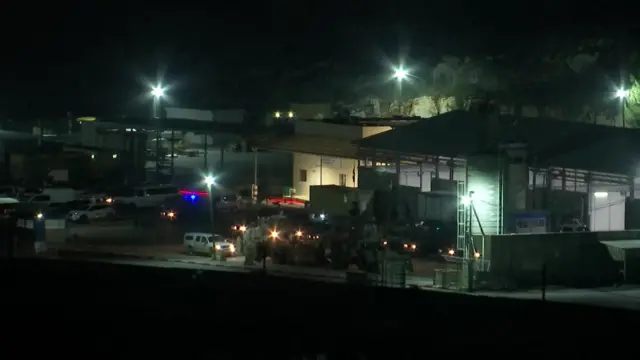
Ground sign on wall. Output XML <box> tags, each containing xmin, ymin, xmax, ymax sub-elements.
<box><xmin>321</xmin><ymin>156</ymin><xmax>338</xmax><ymax>166</ymax></box>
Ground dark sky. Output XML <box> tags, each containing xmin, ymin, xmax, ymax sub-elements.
<box><xmin>1</xmin><ymin>1</ymin><xmax>633</xmax><ymax>118</ymax></box>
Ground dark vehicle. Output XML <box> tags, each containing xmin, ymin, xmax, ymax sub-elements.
<box><xmin>383</xmin><ymin>220</ymin><xmax>455</xmax><ymax>257</ymax></box>
<box><xmin>414</xmin><ymin>220</ymin><xmax>455</xmax><ymax>255</ymax></box>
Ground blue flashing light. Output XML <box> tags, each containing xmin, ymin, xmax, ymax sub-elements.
<box><xmin>183</xmin><ymin>194</ymin><xmax>198</xmax><ymax>202</ymax></box>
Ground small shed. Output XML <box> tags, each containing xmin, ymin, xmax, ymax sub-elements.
<box><xmin>600</xmin><ymin>240</ymin><xmax>640</xmax><ymax>283</ymax></box>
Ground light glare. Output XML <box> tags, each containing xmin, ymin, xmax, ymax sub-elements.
<box><xmin>151</xmin><ymin>86</ymin><xmax>165</xmax><ymax>98</ymax></box>
<box><xmin>204</xmin><ymin>175</ymin><xmax>216</xmax><ymax>187</ymax></box>
<box><xmin>616</xmin><ymin>89</ymin><xmax>629</xmax><ymax>99</ymax></box>
<box><xmin>393</xmin><ymin>67</ymin><xmax>409</xmax><ymax>81</ymax></box>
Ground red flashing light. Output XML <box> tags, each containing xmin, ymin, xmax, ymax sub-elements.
<box><xmin>267</xmin><ymin>197</ymin><xmax>305</xmax><ymax>206</ymax></box>
<box><xmin>180</xmin><ymin>190</ymin><xmax>209</xmax><ymax>196</ymax></box>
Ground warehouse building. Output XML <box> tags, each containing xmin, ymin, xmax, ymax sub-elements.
<box><xmin>356</xmin><ymin>108</ymin><xmax>640</xmax><ymax>251</ymax></box>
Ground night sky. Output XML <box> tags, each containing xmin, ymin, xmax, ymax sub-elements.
<box><xmin>1</xmin><ymin>1</ymin><xmax>632</xmax><ymax>118</ymax></box>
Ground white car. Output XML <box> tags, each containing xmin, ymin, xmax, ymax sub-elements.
<box><xmin>109</xmin><ymin>185</ymin><xmax>180</xmax><ymax>208</ymax></box>
<box><xmin>68</xmin><ymin>204</ymin><xmax>116</xmax><ymax>223</ymax></box>
<box><xmin>183</xmin><ymin>232</ymin><xmax>235</xmax><ymax>256</ymax></box>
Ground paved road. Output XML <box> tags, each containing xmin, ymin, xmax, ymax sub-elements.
<box><xmin>476</xmin><ymin>286</ymin><xmax>640</xmax><ymax>311</ymax></box>
<box><xmin>46</xmin><ymin>241</ymin><xmax>640</xmax><ymax>310</ymax></box>
<box><xmin>45</xmin><ymin>245</ymin><xmax>640</xmax><ymax>310</ymax></box>
<box><xmin>48</xmin><ymin>245</ymin><xmax>433</xmax><ymax>286</ymax></box>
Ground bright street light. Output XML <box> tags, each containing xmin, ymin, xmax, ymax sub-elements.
<box><xmin>393</xmin><ymin>67</ymin><xmax>409</xmax><ymax>81</ymax></box>
<box><xmin>616</xmin><ymin>89</ymin><xmax>629</xmax><ymax>99</ymax></box>
<box><xmin>151</xmin><ymin>85</ymin><xmax>165</xmax><ymax>98</ymax></box>
<box><xmin>270</xmin><ymin>230</ymin><xmax>279</xmax><ymax>239</ymax></box>
<box><xmin>204</xmin><ymin>175</ymin><xmax>216</xmax><ymax>187</ymax></box>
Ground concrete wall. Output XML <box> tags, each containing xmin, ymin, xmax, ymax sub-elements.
<box><xmin>485</xmin><ymin>231</ymin><xmax>640</xmax><ymax>288</ymax></box>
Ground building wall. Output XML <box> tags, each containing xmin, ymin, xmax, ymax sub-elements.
<box><xmin>293</xmin><ymin>153</ymin><xmax>358</xmax><ymax>200</ymax></box>
<box><xmin>290</xmin><ymin>121</ymin><xmax>392</xmax><ymax>199</ymax></box>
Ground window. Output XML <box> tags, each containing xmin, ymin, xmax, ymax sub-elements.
<box><xmin>185</xmin><ymin>236</ymin><xmax>194</xmax><ymax>241</ymax></box>
<box><xmin>339</xmin><ymin>174</ymin><xmax>347</xmax><ymax>186</ymax></box>
<box><xmin>300</xmin><ymin>169</ymin><xmax>307</xmax><ymax>182</ymax></box>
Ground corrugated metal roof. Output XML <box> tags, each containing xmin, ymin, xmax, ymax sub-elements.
<box><xmin>356</xmin><ymin>110</ymin><xmax>640</xmax><ymax>174</ymax></box>
<box><xmin>601</xmin><ymin>240</ymin><xmax>640</xmax><ymax>262</ymax></box>
<box><xmin>254</xmin><ymin>134</ymin><xmax>358</xmax><ymax>159</ymax></box>
<box><xmin>601</xmin><ymin>240</ymin><xmax>640</xmax><ymax>249</ymax></box>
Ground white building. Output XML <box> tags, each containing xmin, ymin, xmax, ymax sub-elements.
<box><xmin>257</xmin><ymin>120</ymin><xmax>392</xmax><ymax>200</ymax></box>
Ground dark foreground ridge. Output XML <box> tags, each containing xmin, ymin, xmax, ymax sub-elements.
<box><xmin>1</xmin><ymin>258</ymin><xmax>635</xmax><ymax>354</ymax></box>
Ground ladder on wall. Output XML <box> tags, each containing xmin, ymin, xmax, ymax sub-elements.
<box><xmin>456</xmin><ymin>180</ymin><xmax>467</xmax><ymax>250</ymax></box>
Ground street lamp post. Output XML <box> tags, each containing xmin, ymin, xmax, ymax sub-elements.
<box><xmin>151</xmin><ymin>85</ymin><xmax>165</xmax><ymax>179</ymax></box>
<box><xmin>616</xmin><ymin>88</ymin><xmax>629</xmax><ymax>128</ymax></box>
<box><xmin>204</xmin><ymin>175</ymin><xmax>216</xmax><ymax>234</ymax></box>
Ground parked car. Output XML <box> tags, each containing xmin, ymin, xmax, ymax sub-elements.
<box><xmin>67</xmin><ymin>203</ymin><xmax>116</xmax><ymax>223</ymax></box>
<box><xmin>183</xmin><ymin>232</ymin><xmax>235</xmax><ymax>256</ymax></box>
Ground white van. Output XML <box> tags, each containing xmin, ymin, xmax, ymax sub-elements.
<box><xmin>109</xmin><ymin>185</ymin><xmax>180</xmax><ymax>208</ymax></box>
<box><xmin>19</xmin><ymin>188</ymin><xmax>78</xmax><ymax>205</ymax></box>
<box><xmin>183</xmin><ymin>232</ymin><xmax>235</xmax><ymax>256</ymax></box>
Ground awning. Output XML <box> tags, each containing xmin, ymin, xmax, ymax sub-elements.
<box><xmin>254</xmin><ymin>134</ymin><xmax>358</xmax><ymax>159</ymax></box>
<box><xmin>601</xmin><ymin>240</ymin><xmax>640</xmax><ymax>261</ymax></box>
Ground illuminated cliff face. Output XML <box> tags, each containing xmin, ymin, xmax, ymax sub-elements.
<box><xmin>348</xmin><ymin>96</ymin><xmax>457</xmax><ymax>118</ymax></box>
<box><xmin>625</xmin><ymin>76</ymin><xmax>640</xmax><ymax>128</ymax></box>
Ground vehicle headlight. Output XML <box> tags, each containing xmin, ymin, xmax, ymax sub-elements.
<box><xmin>215</xmin><ymin>245</ymin><xmax>221</xmax><ymax>250</ymax></box>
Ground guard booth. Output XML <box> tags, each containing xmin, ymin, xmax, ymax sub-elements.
<box><xmin>601</xmin><ymin>240</ymin><xmax>640</xmax><ymax>283</ymax></box>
